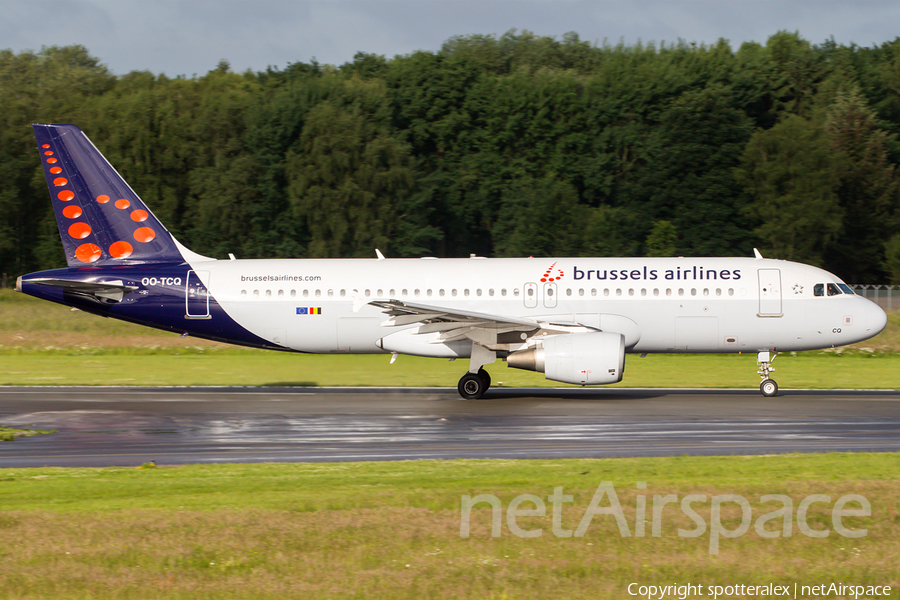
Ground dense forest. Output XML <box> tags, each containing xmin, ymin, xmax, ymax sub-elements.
<box><xmin>1</xmin><ymin>31</ymin><xmax>899</xmax><ymax>284</ymax></box>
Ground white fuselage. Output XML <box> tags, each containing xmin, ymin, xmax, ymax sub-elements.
<box><xmin>189</xmin><ymin>256</ymin><xmax>885</xmax><ymax>356</ymax></box>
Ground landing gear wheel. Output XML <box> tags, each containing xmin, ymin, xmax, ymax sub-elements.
<box><xmin>760</xmin><ymin>378</ymin><xmax>778</xmax><ymax>397</ymax></box>
<box><xmin>477</xmin><ymin>368</ymin><xmax>491</xmax><ymax>391</ymax></box>
<box><xmin>458</xmin><ymin>373</ymin><xmax>487</xmax><ymax>399</ymax></box>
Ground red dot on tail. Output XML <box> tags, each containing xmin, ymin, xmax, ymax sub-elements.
<box><xmin>57</xmin><ymin>190</ymin><xmax>75</xmax><ymax>201</ymax></box>
<box><xmin>62</xmin><ymin>205</ymin><xmax>82</xmax><ymax>219</ymax></box>
<box><xmin>109</xmin><ymin>241</ymin><xmax>133</xmax><ymax>259</ymax></box>
<box><xmin>134</xmin><ymin>227</ymin><xmax>156</xmax><ymax>243</ymax></box>
<box><xmin>75</xmin><ymin>243</ymin><xmax>102</xmax><ymax>263</ymax></box>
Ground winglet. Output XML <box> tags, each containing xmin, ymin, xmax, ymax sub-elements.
<box><xmin>753</xmin><ymin>248</ymin><xmax>764</xmax><ymax>259</ymax></box>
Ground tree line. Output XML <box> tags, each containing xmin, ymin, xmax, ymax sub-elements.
<box><xmin>1</xmin><ymin>31</ymin><xmax>899</xmax><ymax>283</ymax></box>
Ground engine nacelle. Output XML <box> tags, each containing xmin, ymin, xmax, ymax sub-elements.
<box><xmin>507</xmin><ymin>331</ymin><xmax>625</xmax><ymax>385</ymax></box>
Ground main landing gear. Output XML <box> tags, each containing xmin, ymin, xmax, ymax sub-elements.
<box><xmin>458</xmin><ymin>343</ymin><xmax>496</xmax><ymax>399</ymax></box>
<box><xmin>458</xmin><ymin>368</ymin><xmax>491</xmax><ymax>400</ymax></box>
<box><xmin>757</xmin><ymin>351</ymin><xmax>779</xmax><ymax>397</ymax></box>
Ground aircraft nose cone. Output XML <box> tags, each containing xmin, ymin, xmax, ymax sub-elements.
<box><xmin>866</xmin><ymin>300</ymin><xmax>888</xmax><ymax>336</ymax></box>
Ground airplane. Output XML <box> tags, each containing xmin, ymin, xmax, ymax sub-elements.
<box><xmin>16</xmin><ymin>124</ymin><xmax>889</xmax><ymax>399</ymax></box>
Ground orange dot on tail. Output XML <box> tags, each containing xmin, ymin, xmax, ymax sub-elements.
<box><xmin>115</xmin><ymin>199</ymin><xmax>130</xmax><ymax>209</ymax></box>
<box><xmin>42</xmin><ymin>144</ymin><xmax>50</xmax><ymax>149</ymax></box>
<box><xmin>68</xmin><ymin>222</ymin><xmax>92</xmax><ymax>239</ymax></box>
<box><xmin>47</xmin><ymin>158</ymin><xmax>57</xmax><ymax>164</ymax></box>
<box><xmin>134</xmin><ymin>227</ymin><xmax>156</xmax><ymax>243</ymax></box>
<box><xmin>50</xmin><ymin>167</ymin><xmax>62</xmax><ymax>174</ymax></box>
<box><xmin>53</xmin><ymin>177</ymin><xmax>68</xmax><ymax>187</ymax></box>
<box><xmin>109</xmin><ymin>241</ymin><xmax>133</xmax><ymax>259</ymax></box>
<box><xmin>75</xmin><ymin>243</ymin><xmax>102</xmax><ymax>263</ymax></box>
<box><xmin>130</xmin><ymin>209</ymin><xmax>149</xmax><ymax>222</ymax></box>
<box><xmin>62</xmin><ymin>205</ymin><xmax>82</xmax><ymax>219</ymax></box>
<box><xmin>57</xmin><ymin>190</ymin><xmax>75</xmax><ymax>201</ymax></box>
<box><xmin>44</xmin><ymin>151</ymin><xmax>54</xmax><ymax>156</ymax></box>
<box><xmin>96</xmin><ymin>195</ymin><xmax>110</xmax><ymax>204</ymax></box>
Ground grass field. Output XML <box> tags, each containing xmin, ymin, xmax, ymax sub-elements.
<box><xmin>2</xmin><ymin>293</ymin><xmax>898</xmax><ymax>598</ymax></box>
<box><xmin>1</xmin><ymin>455</ymin><xmax>898</xmax><ymax>599</ymax></box>
<box><xmin>1</xmin><ymin>289</ymin><xmax>898</xmax><ymax>389</ymax></box>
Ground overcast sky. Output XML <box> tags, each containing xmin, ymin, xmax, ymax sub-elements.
<box><xmin>3</xmin><ymin>0</ymin><xmax>899</xmax><ymax>77</ymax></box>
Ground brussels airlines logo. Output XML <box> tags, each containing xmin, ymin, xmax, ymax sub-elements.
<box><xmin>541</xmin><ymin>262</ymin><xmax>565</xmax><ymax>283</ymax></box>
<box><xmin>572</xmin><ymin>265</ymin><xmax>742</xmax><ymax>282</ymax></box>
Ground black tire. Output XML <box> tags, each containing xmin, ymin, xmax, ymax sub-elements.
<box><xmin>760</xmin><ymin>378</ymin><xmax>778</xmax><ymax>397</ymax></box>
<box><xmin>477</xmin><ymin>368</ymin><xmax>491</xmax><ymax>391</ymax></box>
<box><xmin>458</xmin><ymin>373</ymin><xmax>487</xmax><ymax>399</ymax></box>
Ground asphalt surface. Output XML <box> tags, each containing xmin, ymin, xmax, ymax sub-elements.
<box><xmin>1</xmin><ymin>386</ymin><xmax>899</xmax><ymax>467</ymax></box>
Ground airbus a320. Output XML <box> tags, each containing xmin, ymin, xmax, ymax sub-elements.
<box><xmin>17</xmin><ymin>125</ymin><xmax>888</xmax><ymax>398</ymax></box>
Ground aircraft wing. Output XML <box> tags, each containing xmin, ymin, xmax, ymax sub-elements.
<box><xmin>368</xmin><ymin>299</ymin><xmax>592</xmax><ymax>344</ymax></box>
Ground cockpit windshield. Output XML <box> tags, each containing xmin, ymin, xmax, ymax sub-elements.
<box><xmin>813</xmin><ymin>283</ymin><xmax>855</xmax><ymax>297</ymax></box>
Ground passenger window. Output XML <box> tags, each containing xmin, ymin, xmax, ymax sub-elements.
<box><xmin>592</xmin><ymin>289</ymin><xmax>597</xmax><ymax>297</ymax></box>
<box><xmin>377</xmin><ymin>289</ymin><xmax>383</xmax><ymax>296</ymax></box>
<box><xmin>340</xmin><ymin>289</ymin><xmax>346</xmax><ymax>297</ymax></box>
<box><xmin>415</xmin><ymin>289</ymin><xmax>420</xmax><ymax>297</ymax></box>
<box><xmin>427</xmin><ymin>289</ymin><xmax>433</xmax><ymax>297</ymax></box>
<box><xmin>253</xmin><ymin>290</ymin><xmax>259</xmax><ymax>297</ymax></box>
<box><xmin>328</xmin><ymin>290</ymin><xmax>334</xmax><ymax>297</ymax></box>
<box><xmin>579</xmin><ymin>289</ymin><xmax>585</xmax><ymax>297</ymax></box>
<box><xmin>628</xmin><ymin>288</ymin><xmax>635</xmax><ymax>296</ymax></box>
<box><xmin>303</xmin><ymin>290</ymin><xmax>309</xmax><ymax>298</ymax></box>
<box><xmin>604</xmin><ymin>289</ymin><xmax>610</xmax><ymax>297</ymax></box>
<box><xmin>488</xmin><ymin>289</ymin><xmax>494</xmax><ymax>297</ymax></box>
<box><xmin>514</xmin><ymin>289</ymin><xmax>520</xmax><ymax>297</ymax></box>
<box><xmin>666</xmin><ymin>289</ymin><xmax>672</xmax><ymax>296</ymax></box>
<box><xmin>547</xmin><ymin>287</ymin><xmax>555</xmax><ymax>297</ymax></box>
<box><xmin>566</xmin><ymin>289</ymin><xmax>572</xmax><ymax>296</ymax></box>
<box><xmin>241</xmin><ymin>290</ymin><xmax>247</xmax><ymax>296</ymax></box>
<box><xmin>501</xmin><ymin>289</ymin><xmax>507</xmax><ymax>296</ymax></box>
<box><xmin>265</xmin><ymin>290</ymin><xmax>272</xmax><ymax>297</ymax></box>
<box><xmin>291</xmin><ymin>290</ymin><xmax>297</xmax><ymax>297</ymax></box>
<box><xmin>641</xmin><ymin>289</ymin><xmax>647</xmax><ymax>296</ymax></box>
<box><xmin>616</xmin><ymin>289</ymin><xmax>623</xmax><ymax>297</ymax></box>
<box><xmin>278</xmin><ymin>289</ymin><xmax>284</xmax><ymax>297</ymax></box>
<box><xmin>316</xmin><ymin>290</ymin><xmax>322</xmax><ymax>297</ymax></box>
<box><xmin>439</xmin><ymin>289</ymin><xmax>445</xmax><ymax>297</ymax></box>
<box><xmin>527</xmin><ymin>288</ymin><xmax>534</xmax><ymax>297</ymax></box>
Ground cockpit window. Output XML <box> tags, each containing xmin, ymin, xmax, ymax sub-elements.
<box><xmin>814</xmin><ymin>283</ymin><xmax>851</xmax><ymax>297</ymax></box>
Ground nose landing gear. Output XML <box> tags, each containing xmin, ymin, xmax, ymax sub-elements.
<box><xmin>757</xmin><ymin>351</ymin><xmax>779</xmax><ymax>397</ymax></box>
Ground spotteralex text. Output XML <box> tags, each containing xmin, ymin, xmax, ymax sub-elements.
<box><xmin>627</xmin><ymin>582</ymin><xmax>892</xmax><ymax>600</ymax></box>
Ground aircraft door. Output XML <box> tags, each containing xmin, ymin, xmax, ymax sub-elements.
<box><xmin>524</xmin><ymin>283</ymin><xmax>538</xmax><ymax>308</ymax></box>
<box><xmin>543</xmin><ymin>282</ymin><xmax>557</xmax><ymax>308</ymax></box>
<box><xmin>758</xmin><ymin>268</ymin><xmax>782</xmax><ymax>316</ymax></box>
<box><xmin>186</xmin><ymin>270</ymin><xmax>211</xmax><ymax>319</ymax></box>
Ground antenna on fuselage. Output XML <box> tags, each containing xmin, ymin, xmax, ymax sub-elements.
<box><xmin>753</xmin><ymin>248</ymin><xmax>764</xmax><ymax>259</ymax></box>
<box><xmin>376</xmin><ymin>249</ymin><xmax>385</xmax><ymax>260</ymax></box>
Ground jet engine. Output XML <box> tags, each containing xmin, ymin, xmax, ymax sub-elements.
<box><xmin>506</xmin><ymin>331</ymin><xmax>625</xmax><ymax>385</ymax></box>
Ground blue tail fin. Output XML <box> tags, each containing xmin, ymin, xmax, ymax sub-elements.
<box><xmin>34</xmin><ymin>124</ymin><xmax>199</xmax><ymax>266</ymax></box>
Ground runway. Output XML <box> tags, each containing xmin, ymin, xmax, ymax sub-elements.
<box><xmin>1</xmin><ymin>386</ymin><xmax>899</xmax><ymax>467</ymax></box>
